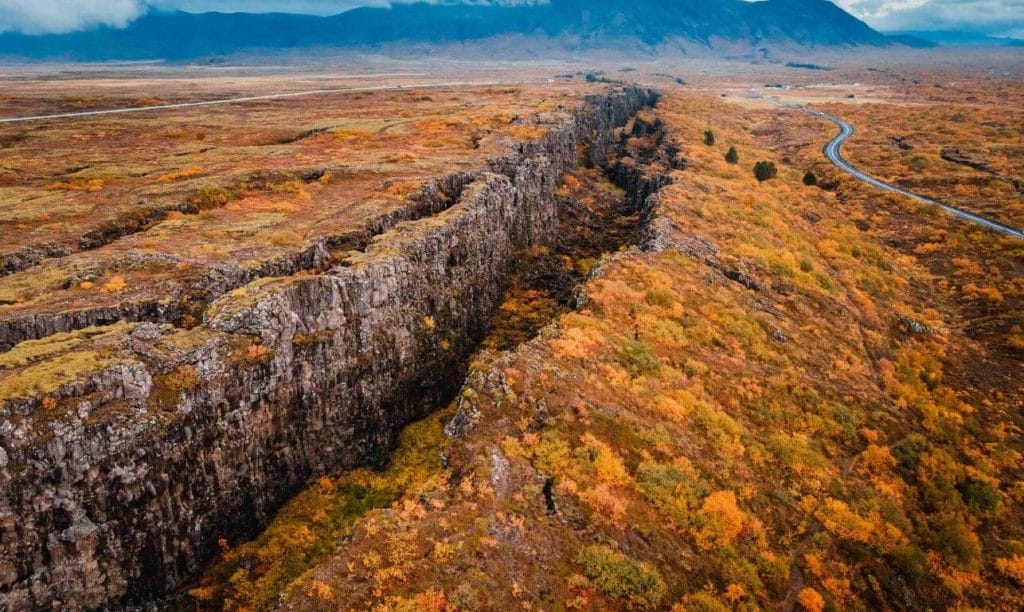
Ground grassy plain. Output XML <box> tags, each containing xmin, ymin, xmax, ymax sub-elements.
<box><xmin>0</xmin><ymin>70</ymin><xmax>587</xmax><ymax>333</ymax></box>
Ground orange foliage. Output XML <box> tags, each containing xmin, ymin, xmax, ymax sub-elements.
<box><xmin>245</xmin><ymin>344</ymin><xmax>270</xmax><ymax>362</ymax></box>
<box><xmin>797</xmin><ymin>588</ymin><xmax>825</xmax><ymax>612</ymax></box>
<box><xmin>44</xmin><ymin>177</ymin><xmax>107</xmax><ymax>192</ymax></box>
<box><xmin>995</xmin><ymin>556</ymin><xmax>1024</xmax><ymax>585</ymax></box>
<box><xmin>158</xmin><ymin>166</ymin><xmax>204</xmax><ymax>183</ymax></box>
<box><xmin>100</xmin><ymin>276</ymin><xmax>127</xmax><ymax>293</ymax></box>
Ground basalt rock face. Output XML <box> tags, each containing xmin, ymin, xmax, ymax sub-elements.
<box><xmin>0</xmin><ymin>87</ymin><xmax>655</xmax><ymax>610</ymax></box>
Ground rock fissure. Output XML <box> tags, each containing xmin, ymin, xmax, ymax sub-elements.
<box><xmin>0</xmin><ymin>87</ymin><xmax>659</xmax><ymax>609</ymax></box>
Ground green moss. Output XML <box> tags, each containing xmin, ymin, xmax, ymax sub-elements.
<box><xmin>576</xmin><ymin>544</ymin><xmax>666</xmax><ymax>609</ymax></box>
<box><xmin>0</xmin><ymin>350</ymin><xmax>121</xmax><ymax>400</ymax></box>
<box><xmin>1</xmin><ymin>336</ymin><xmax>84</xmax><ymax>370</ymax></box>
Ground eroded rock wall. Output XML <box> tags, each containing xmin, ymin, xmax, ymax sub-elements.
<box><xmin>0</xmin><ymin>87</ymin><xmax>655</xmax><ymax>610</ymax></box>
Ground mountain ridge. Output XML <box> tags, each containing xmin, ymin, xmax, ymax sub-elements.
<box><xmin>0</xmin><ymin>0</ymin><xmax>892</xmax><ymax>61</ymax></box>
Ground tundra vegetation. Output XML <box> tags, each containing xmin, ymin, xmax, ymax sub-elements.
<box><xmin>1</xmin><ymin>65</ymin><xmax>1021</xmax><ymax>611</ymax></box>
<box><xmin>188</xmin><ymin>73</ymin><xmax>1023</xmax><ymax>610</ymax></box>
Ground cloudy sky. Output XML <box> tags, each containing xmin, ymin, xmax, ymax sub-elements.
<box><xmin>0</xmin><ymin>0</ymin><xmax>1021</xmax><ymax>37</ymax></box>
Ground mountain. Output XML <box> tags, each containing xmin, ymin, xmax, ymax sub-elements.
<box><xmin>0</xmin><ymin>0</ymin><xmax>891</xmax><ymax>61</ymax></box>
<box><xmin>887</xmin><ymin>30</ymin><xmax>1024</xmax><ymax>48</ymax></box>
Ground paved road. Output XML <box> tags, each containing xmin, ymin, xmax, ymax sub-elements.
<box><xmin>0</xmin><ymin>80</ymin><xmax>501</xmax><ymax>125</ymax></box>
<box><xmin>806</xmin><ymin>109</ymin><xmax>1024</xmax><ymax>240</ymax></box>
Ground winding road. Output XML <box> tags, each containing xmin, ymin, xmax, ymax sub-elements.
<box><xmin>806</xmin><ymin>109</ymin><xmax>1024</xmax><ymax>240</ymax></box>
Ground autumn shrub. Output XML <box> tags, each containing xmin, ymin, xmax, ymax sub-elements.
<box><xmin>907</xmin><ymin>154</ymin><xmax>929</xmax><ymax>172</ymax></box>
<box><xmin>158</xmin><ymin>166</ymin><xmax>204</xmax><ymax>183</ymax></box>
<box><xmin>995</xmin><ymin>555</ymin><xmax>1024</xmax><ymax>585</ymax></box>
<box><xmin>576</xmin><ymin>544</ymin><xmax>666</xmax><ymax>609</ymax></box>
<box><xmin>887</xmin><ymin>543</ymin><xmax>928</xmax><ymax>585</ymax></box>
<box><xmin>1008</xmin><ymin>326</ymin><xmax>1024</xmax><ymax>351</ymax></box>
<box><xmin>679</xmin><ymin>591</ymin><xmax>730</xmax><ymax>612</ymax></box>
<box><xmin>618</xmin><ymin>339</ymin><xmax>660</xmax><ymax>378</ymax></box>
<box><xmin>645</xmin><ymin>288</ymin><xmax>675</xmax><ymax>308</ymax></box>
<box><xmin>245</xmin><ymin>344</ymin><xmax>271</xmax><ymax>362</ymax></box>
<box><xmin>890</xmin><ymin>434</ymin><xmax>928</xmax><ymax>471</ymax></box>
<box><xmin>955</xmin><ymin>476</ymin><xmax>1000</xmax><ymax>514</ymax></box>
<box><xmin>150</xmin><ymin>365</ymin><xmax>200</xmax><ymax>411</ymax></box>
<box><xmin>100</xmin><ymin>276</ymin><xmax>127</xmax><ymax>293</ymax></box>
<box><xmin>188</xmin><ymin>185</ymin><xmax>233</xmax><ymax>211</ymax></box>
<box><xmin>929</xmin><ymin>513</ymin><xmax>982</xmax><ymax>571</ymax></box>
<box><xmin>797</xmin><ymin>588</ymin><xmax>825</xmax><ymax>612</ymax></box>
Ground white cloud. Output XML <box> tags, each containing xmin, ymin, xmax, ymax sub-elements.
<box><xmin>837</xmin><ymin>0</ymin><xmax>1024</xmax><ymax>36</ymax></box>
<box><xmin>145</xmin><ymin>1</ymin><xmax>387</xmax><ymax>16</ymax></box>
<box><xmin>0</xmin><ymin>0</ymin><xmax>145</xmax><ymax>34</ymax></box>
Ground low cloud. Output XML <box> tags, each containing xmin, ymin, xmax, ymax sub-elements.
<box><xmin>0</xmin><ymin>1</ymin><xmax>385</xmax><ymax>33</ymax></box>
<box><xmin>0</xmin><ymin>0</ymin><xmax>145</xmax><ymax>34</ymax></box>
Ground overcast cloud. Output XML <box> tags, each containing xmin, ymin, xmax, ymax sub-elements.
<box><xmin>0</xmin><ymin>0</ymin><xmax>1021</xmax><ymax>37</ymax></box>
<box><xmin>835</xmin><ymin>0</ymin><xmax>1024</xmax><ymax>36</ymax></box>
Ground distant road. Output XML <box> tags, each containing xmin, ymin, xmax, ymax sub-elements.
<box><xmin>806</xmin><ymin>109</ymin><xmax>1024</xmax><ymax>240</ymax></box>
<box><xmin>0</xmin><ymin>80</ymin><xmax>501</xmax><ymax>125</ymax></box>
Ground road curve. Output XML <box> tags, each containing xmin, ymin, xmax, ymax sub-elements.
<box><xmin>806</xmin><ymin>109</ymin><xmax>1024</xmax><ymax>240</ymax></box>
<box><xmin>0</xmin><ymin>80</ymin><xmax>501</xmax><ymax>125</ymax></box>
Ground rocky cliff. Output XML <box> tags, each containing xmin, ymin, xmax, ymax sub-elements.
<box><xmin>0</xmin><ymin>87</ymin><xmax>656</xmax><ymax>609</ymax></box>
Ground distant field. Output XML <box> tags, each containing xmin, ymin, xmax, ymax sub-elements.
<box><xmin>0</xmin><ymin>72</ymin><xmax>586</xmax><ymax>331</ymax></box>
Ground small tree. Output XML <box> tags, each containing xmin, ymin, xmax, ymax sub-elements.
<box><xmin>754</xmin><ymin>161</ymin><xmax>778</xmax><ymax>182</ymax></box>
<box><xmin>724</xmin><ymin>146</ymin><xmax>739</xmax><ymax>164</ymax></box>
<box><xmin>703</xmin><ymin>130</ymin><xmax>715</xmax><ymax>146</ymax></box>
<box><xmin>803</xmin><ymin>170</ymin><xmax>818</xmax><ymax>186</ymax></box>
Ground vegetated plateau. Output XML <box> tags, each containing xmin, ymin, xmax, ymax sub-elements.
<box><xmin>0</xmin><ymin>52</ymin><xmax>1022</xmax><ymax>611</ymax></box>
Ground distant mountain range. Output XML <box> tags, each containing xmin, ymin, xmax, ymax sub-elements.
<box><xmin>0</xmin><ymin>0</ymin><xmax>899</xmax><ymax>61</ymax></box>
<box><xmin>886</xmin><ymin>30</ymin><xmax>1024</xmax><ymax>48</ymax></box>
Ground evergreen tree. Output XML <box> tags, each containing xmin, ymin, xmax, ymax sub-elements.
<box><xmin>803</xmin><ymin>170</ymin><xmax>818</xmax><ymax>186</ymax></box>
<box><xmin>754</xmin><ymin>161</ymin><xmax>778</xmax><ymax>182</ymax></box>
<box><xmin>703</xmin><ymin>130</ymin><xmax>715</xmax><ymax>146</ymax></box>
<box><xmin>724</xmin><ymin>146</ymin><xmax>739</xmax><ymax>164</ymax></box>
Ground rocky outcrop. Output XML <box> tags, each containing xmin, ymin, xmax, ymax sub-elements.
<box><xmin>0</xmin><ymin>172</ymin><xmax>476</xmax><ymax>353</ymax></box>
<box><xmin>941</xmin><ymin>146</ymin><xmax>1022</xmax><ymax>193</ymax></box>
<box><xmin>0</xmin><ymin>87</ymin><xmax>655</xmax><ymax>609</ymax></box>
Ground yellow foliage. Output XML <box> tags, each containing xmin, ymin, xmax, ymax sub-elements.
<box><xmin>579</xmin><ymin>483</ymin><xmax>629</xmax><ymax>527</ymax></box>
<box><xmin>307</xmin><ymin>579</ymin><xmax>335</xmax><ymax>601</ymax></box>
<box><xmin>582</xmin><ymin>433</ymin><xmax>631</xmax><ymax>487</ymax></box>
<box><xmin>961</xmin><ymin>283</ymin><xmax>1004</xmax><ymax>304</ymax></box>
<box><xmin>696</xmin><ymin>490</ymin><xmax>745</xmax><ymax>549</ymax></box>
<box><xmin>100</xmin><ymin>276</ymin><xmax>127</xmax><ymax>293</ymax></box>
